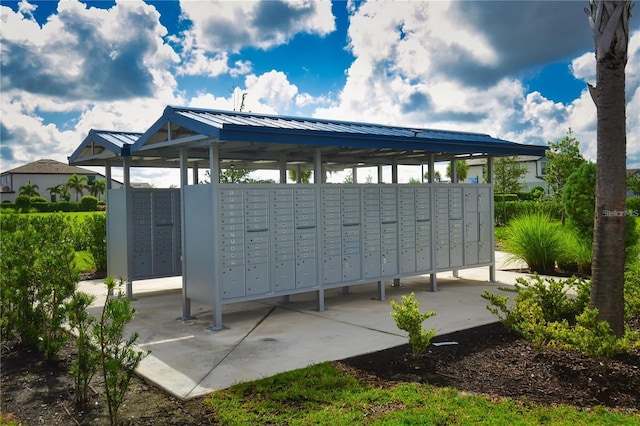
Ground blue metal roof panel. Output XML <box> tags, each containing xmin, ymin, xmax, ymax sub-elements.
<box><xmin>69</xmin><ymin>129</ymin><xmax>142</xmax><ymax>165</ymax></box>
<box><xmin>132</xmin><ymin>105</ymin><xmax>546</xmax><ymax>158</ymax></box>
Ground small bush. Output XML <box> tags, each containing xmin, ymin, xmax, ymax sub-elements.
<box><xmin>56</xmin><ymin>201</ymin><xmax>80</xmax><ymax>212</ymax></box>
<box><xmin>30</xmin><ymin>196</ymin><xmax>47</xmax><ymax>203</ymax></box>
<box><xmin>0</xmin><ymin>214</ymin><xmax>79</xmax><ymax>360</ymax></box>
<box><xmin>80</xmin><ymin>196</ymin><xmax>99</xmax><ymax>212</ymax></box>
<box><xmin>546</xmin><ymin>308</ymin><xmax>640</xmax><ymax>360</ymax></box>
<box><xmin>390</xmin><ymin>293</ymin><xmax>436</xmax><ymax>358</ymax></box>
<box><xmin>503</xmin><ymin>213</ymin><xmax>567</xmax><ymax>274</ymax></box>
<box><xmin>14</xmin><ymin>195</ymin><xmax>30</xmax><ymax>212</ymax></box>
<box><xmin>96</xmin><ymin>277</ymin><xmax>149</xmax><ymax>426</ymax></box>
<box><xmin>482</xmin><ymin>275</ymin><xmax>589</xmax><ymax>335</ymax></box>
<box><xmin>85</xmin><ymin>213</ymin><xmax>107</xmax><ymax>273</ymax></box>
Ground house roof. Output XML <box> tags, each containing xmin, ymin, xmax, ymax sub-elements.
<box><xmin>68</xmin><ymin>129</ymin><xmax>143</xmax><ymax>166</ymax></box>
<box><xmin>1</xmin><ymin>159</ymin><xmax>99</xmax><ymax>176</ymax></box>
<box><xmin>119</xmin><ymin>106</ymin><xmax>547</xmax><ymax>170</ymax></box>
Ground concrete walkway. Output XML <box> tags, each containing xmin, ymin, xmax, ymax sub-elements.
<box><xmin>79</xmin><ymin>252</ymin><xmax>531</xmax><ymax>400</ymax></box>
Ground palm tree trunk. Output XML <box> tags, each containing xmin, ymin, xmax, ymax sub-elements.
<box><xmin>587</xmin><ymin>0</ymin><xmax>633</xmax><ymax>337</ymax></box>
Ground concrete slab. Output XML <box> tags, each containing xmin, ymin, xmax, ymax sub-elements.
<box><xmin>78</xmin><ymin>252</ymin><xmax>536</xmax><ymax>400</ymax></box>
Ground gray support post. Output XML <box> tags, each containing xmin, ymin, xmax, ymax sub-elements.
<box><xmin>451</xmin><ymin>158</ymin><xmax>459</xmax><ymax>277</ymax></box>
<box><xmin>377</xmin><ymin>280</ymin><xmax>386</xmax><ymax>301</ymax></box>
<box><xmin>105</xmin><ymin>161</ymin><xmax>112</xmax><ymax>279</ymax></box>
<box><xmin>210</xmin><ymin>144</ymin><xmax>224</xmax><ymax>330</ymax></box>
<box><xmin>429</xmin><ymin>154</ymin><xmax>438</xmax><ymax>291</ymax></box>
<box><xmin>192</xmin><ymin>163</ymin><xmax>199</xmax><ymax>185</ymax></box>
<box><xmin>487</xmin><ymin>156</ymin><xmax>496</xmax><ymax>282</ymax></box>
<box><xmin>427</xmin><ymin>154</ymin><xmax>434</xmax><ymax>183</ymax></box>
<box><xmin>178</xmin><ymin>149</ymin><xmax>192</xmax><ymax>321</ymax></box>
<box><xmin>123</xmin><ymin>157</ymin><xmax>133</xmax><ymax>299</ymax></box>
<box><xmin>376</xmin><ymin>165</ymin><xmax>384</xmax><ymax>292</ymax></box>
<box><xmin>279</xmin><ymin>157</ymin><xmax>290</xmax><ymax>305</ymax></box>
<box><xmin>314</xmin><ymin>148</ymin><xmax>325</xmax><ymax>312</ymax></box>
<box><xmin>391</xmin><ymin>160</ymin><xmax>400</xmax><ymax>288</ymax></box>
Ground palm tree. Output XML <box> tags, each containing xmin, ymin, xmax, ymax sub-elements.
<box><xmin>585</xmin><ymin>0</ymin><xmax>633</xmax><ymax>337</ymax></box>
<box><xmin>89</xmin><ymin>179</ymin><xmax>106</xmax><ymax>200</ymax></box>
<box><xmin>46</xmin><ymin>184</ymin><xmax>62</xmax><ymax>202</ymax></box>
<box><xmin>67</xmin><ymin>174</ymin><xmax>88</xmax><ymax>202</ymax></box>
<box><xmin>19</xmin><ymin>181</ymin><xmax>40</xmax><ymax>197</ymax></box>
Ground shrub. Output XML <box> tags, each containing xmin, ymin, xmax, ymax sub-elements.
<box><xmin>503</xmin><ymin>213</ymin><xmax>568</xmax><ymax>274</ymax></box>
<box><xmin>56</xmin><ymin>201</ymin><xmax>80</xmax><ymax>212</ymax></box>
<box><xmin>30</xmin><ymin>196</ymin><xmax>47</xmax><ymax>203</ymax></box>
<box><xmin>563</xmin><ymin>162</ymin><xmax>596</xmax><ymax>239</ymax></box>
<box><xmin>483</xmin><ymin>275</ymin><xmax>639</xmax><ymax>361</ymax></box>
<box><xmin>546</xmin><ymin>308</ymin><xmax>640</xmax><ymax>360</ymax></box>
<box><xmin>14</xmin><ymin>195</ymin><xmax>30</xmax><ymax>212</ymax></box>
<box><xmin>85</xmin><ymin>213</ymin><xmax>107</xmax><ymax>273</ymax></box>
<box><xmin>0</xmin><ymin>214</ymin><xmax>79</xmax><ymax>360</ymax></box>
<box><xmin>390</xmin><ymin>293</ymin><xmax>437</xmax><ymax>358</ymax></box>
<box><xmin>80</xmin><ymin>195</ymin><xmax>99</xmax><ymax>211</ymax></box>
<box><xmin>96</xmin><ymin>277</ymin><xmax>148</xmax><ymax>426</ymax></box>
<box><xmin>68</xmin><ymin>291</ymin><xmax>99</xmax><ymax>407</ymax></box>
<box><xmin>482</xmin><ymin>275</ymin><xmax>589</xmax><ymax>335</ymax></box>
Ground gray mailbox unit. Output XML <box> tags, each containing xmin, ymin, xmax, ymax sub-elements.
<box><xmin>70</xmin><ymin>107</ymin><xmax>546</xmax><ymax>330</ymax></box>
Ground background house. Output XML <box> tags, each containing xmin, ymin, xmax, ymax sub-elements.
<box><xmin>0</xmin><ymin>158</ymin><xmax>122</xmax><ymax>202</ymax></box>
<box><xmin>465</xmin><ymin>155</ymin><xmax>548</xmax><ymax>192</ymax></box>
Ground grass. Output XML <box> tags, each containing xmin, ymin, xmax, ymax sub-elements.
<box><xmin>203</xmin><ymin>363</ymin><xmax>640</xmax><ymax>425</ymax></box>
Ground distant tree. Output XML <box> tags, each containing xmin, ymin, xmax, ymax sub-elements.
<box><xmin>19</xmin><ymin>181</ymin><xmax>40</xmax><ymax>198</ymax></box>
<box><xmin>59</xmin><ymin>185</ymin><xmax>71</xmax><ymax>202</ymax></box>
<box><xmin>343</xmin><ymin>171</ymin><xmax>354</xmax><ymax>184</ymax></box>
<box><xmin>67</xmin><ymin>174</ymin><xmax>88</xmax><ymax>202</ymax></box>
<box><xmin>89</xmin><ymin>179</ymin><xmax>106</xmax><ymax>201</ymax></box>
<box><xmin>445</xmin><ymin>160</ymin><xmax>469</xmax><ymax>183</ymax></box>
<box><xmin>425</xmin><ymin>171</ymin><xmax>442</xmax><ymax>182</ymax></box>
<box><xmin>492</xmin><ymin>157</ymin><xmax>526</xmax><ymax>224</ymax></box>
<box><xmin>408</xmin><ymin>177</ymin><xmax>421</xmax><ymax>184</ymax></box>
<box><xmin>288</xmin><ymin>169</ymin><xmax>312</xmax><ymax>183</ymax></box>
<box><xmin>545</xmin><ymin>129</ymin><xmax>586</xmax><ymax>224</ymax></box>
<box><xmin>46</xmin><ymin>184</ymin><xmax>62</xmax><ymax>202</ymax></box>
<box><xmin>586</xmin><ymin>0</ymin><xmax>633</xmax><ymax>336</ymax></box>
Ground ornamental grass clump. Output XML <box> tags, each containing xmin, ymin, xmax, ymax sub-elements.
<box><xmin>390</xmin><ymin>293</ymin><xmax>436</xmax><ymax>358</ymax></box>
<box><xmin>503</xmin><ymin>212</ymin><xmax>567</xmax><ymax>274</ymax></box>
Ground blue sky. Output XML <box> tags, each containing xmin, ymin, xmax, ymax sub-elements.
<box><xmin>1</xmin><ymin>0</ymin><xmax>639</xmax><ymax>186</ymax></box>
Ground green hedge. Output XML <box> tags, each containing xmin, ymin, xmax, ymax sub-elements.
<box><xmin>494</xmin><ymin>194</ymin><xmax>518</xmax><ymax>202</ymax></box>
<box><xmin>0</xmin><ymin>201</ymin><xmax>85</xmax><ymax>213</ymax></box>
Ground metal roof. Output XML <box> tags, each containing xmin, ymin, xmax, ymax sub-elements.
<box><xmin>68</xmin><ymin>129</ymin><xmax>142</xmax><ymax>166</ymax></box>
<box><xmin>71</xmin><ymin>106</ymin><xmax>546</xmax><ymax>170</ymax></box>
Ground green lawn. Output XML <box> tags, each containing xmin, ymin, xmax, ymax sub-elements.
<box><xmin>202</xmin><ymin>363</ymin><xmax>640</xmax><ymax>425</ymax></box>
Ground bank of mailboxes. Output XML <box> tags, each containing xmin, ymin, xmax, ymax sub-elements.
<box><xmin>131</xmin><ymin>190</ymin><xmax>181</xmax><ymax>279</ymax></box>
<box><xmin>216</xmin><ymin>184</ymin><xmax>492</xmax><ymax>301</ymax></box>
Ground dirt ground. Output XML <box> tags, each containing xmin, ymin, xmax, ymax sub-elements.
<box><xmin>2</xmin><ymin>320</ymin><xmax>639</xmax><ymax>425</ymax></box>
